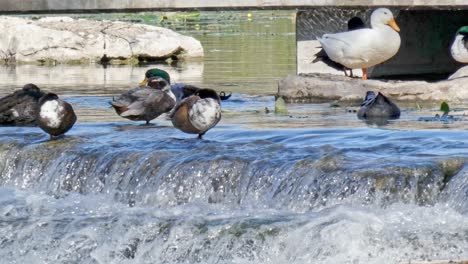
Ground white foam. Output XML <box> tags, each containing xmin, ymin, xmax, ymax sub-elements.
<box><xmin>39</xmin><ymin>100</ymin><xmax>63</xmax><ymax>128</ymax></box>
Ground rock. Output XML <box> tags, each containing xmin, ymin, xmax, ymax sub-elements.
<box><xmin>0</xmin><ymin>16</ymin><xmax>203</xmax><ymax>65</ymax></box>
<box><xmin>448</xmin><ymin>65</ymin><xmax>468</xmax><ymax>80</ymax></box>
<box><xmin>278</xmin><ymin>73</ymin><xmax>468</xmax><ymax>103</ymax></box>
<box><xmin>274</xmin><ymin>97</ymin><xmax>288</xmax><ymax>114</ymax></box>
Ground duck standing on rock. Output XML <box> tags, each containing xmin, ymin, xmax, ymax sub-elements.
<box><xmin>171</xmin><ymin>88</ymin><xmax>221</xmax><ymax>139</ymax></box>
<box><xmin>111</xmin><ymin>76</ymin><xmax>176</xmax><ymax>124</ymax></box>
<box><xmin>450</xmin><ymin>26</ymin><xmax>468</xmax><ymax>63</ymax></box>
<box><xmin>0</xmin><ymin>83</ymin><xmax>45</xmax><ymax>126</ymax></box>
<box><xmin>36</xmin><ymin>93</ymin><xmax>77</xmax><ymax>138</ymax></box>
<box><xmin>317</xmin><ymin>8</ymin><xmax>401</xmax><ymax>80</ymax></box>
<box><xmin>313</xmin><ymin>16</ymin><xmax>365</xmax><ymax>77</ymax></box>
<box><xmin>357</xmin><ymin>91</ymin><xmax>400</xmax><ymax>120</ymax></box>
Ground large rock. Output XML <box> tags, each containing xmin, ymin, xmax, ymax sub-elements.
<box><xmin>0</xmin><ymin>16</ymin><xmax>203</xmax><ymax>64</ymax></box>
<box><xmin>278</xmin><ymin>73</ymin><xmax>468</xmax><ymax>103</ymax></box>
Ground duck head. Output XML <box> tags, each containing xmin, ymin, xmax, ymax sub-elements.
<box><xmin>140</xmin><ymin>68</ymin><xmax>171</xmax><ymax>86</ymax></box>
<box><xmin>371</xmin><ymin>8</ymin><xmax>400</xmax><ymax>32</ymax></box>
<box><xmin>38</xmin><ymin>93</ymin><xmax>59</xmax><ymax>105</ymax></box>
<box><xmin>147</xmin><ymin>76</ymin><xmax>171</xmax><ymax>91</ymax></box>
<box><xmin>457</xmin><ymin>26</ymin><xmax>468</xmax><ymax>37</ymax></box>
<box><xmin>22</xmin><ymin>83</ymin><xmax>43</xmax><ymax>98</ymax></box>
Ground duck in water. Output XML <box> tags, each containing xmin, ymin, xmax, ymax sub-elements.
<box><xmin>170</xmin><ymin>88</ymin><xmax>222</xmax><ymax>139</ymax></box>
<box><xmin>0</xmin><ymin>83</ymin><xmax>45</xmax><ymax>126</ymax></box>
<box><xmin>36</xmin><ymin>93</ymin><xmax>77</xmax><ymax>139</ymax></box>
<box><xmin>357</xmin><ymin>91</ymin><xmax>400</xmax><ymax>120</ymax></box>
<box><xmin>317</xmin><ymin>8</ymin><xmax>401</xmax><ymax>80</ymax></box>
<box><xmin>111</xmin><ymin>76</ymin><xmax>176</xmax><ymax>125</ymax></box>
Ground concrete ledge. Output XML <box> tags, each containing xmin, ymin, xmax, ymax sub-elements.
<box><xmin>2</xmin><ymin>0</ymin><xmax>468</xmax><ymax>13</ymax></box>
<box><xmin>277</xmin><ymin>71</ymin><xmax>468</xmax><ymax>103</ymax></box>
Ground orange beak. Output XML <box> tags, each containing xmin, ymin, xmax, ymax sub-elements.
<box><xmin>387</xmin><ymin>18</ymin><xmax>400</xmax><ymax>32</ymax></box>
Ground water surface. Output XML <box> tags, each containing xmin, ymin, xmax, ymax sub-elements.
<box><xmin>0</xmin><ymin>11</ymin><xmax>467</xmax><ymax>264</ymax></box>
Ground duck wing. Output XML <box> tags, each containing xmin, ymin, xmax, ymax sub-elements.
<box><xmin>171</xmin><ymin>84</ymin><xmax>200</xmax><ymax>102</ymax></box>
<box><xmin>319</xmin><ymin>29</ymin><xmax>377</xmax><ymax>67</ymax></box>
<box><xmin>120</xmin><ymin>88</ymin><xmax>167</xmax><ymax>118</ymax></box>
<box><xmin>111</xmin><ymin>86</ymin><xmax>154</xmax><ymax>116</ymax></box>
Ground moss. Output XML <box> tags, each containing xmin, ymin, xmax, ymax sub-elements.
<box><xmin>439</xmin><ymin>158</ymin><xmax>465</xmax><ymax>190</ymax></box>
<box><xmin>274</xmin><ymin>97</ymin><xmax>288</xmax><ymax>114</ymax></box>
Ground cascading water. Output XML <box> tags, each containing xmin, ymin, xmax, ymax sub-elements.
<box><xmin>0</xmin><ymin>122</ymin><xmax>467</xmax><ymax>264</ymax></box>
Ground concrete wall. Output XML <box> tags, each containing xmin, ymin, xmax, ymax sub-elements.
<box><xmin>1</xmin><ymin>0</ymin><xmax>468</xmax><ymax>13</ymax></box>
<box><xmin>297</xmin><ymin>7</ymin><xmax>468</xmax><ymax>78</ymax></box>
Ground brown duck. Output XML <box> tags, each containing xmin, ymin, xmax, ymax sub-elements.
<box><xmin>111</xmin><ymin>76</ymin><xmax>176</xmax><ymax>124</ymax></box>
<box><xmin>171</xmin><ymin>88</ymin><xmax>222</xmax><ymax>139</ymax></box>
<box><xmin>36</xmin><ymin>93</ymin><xmax>77</xmax><ymax>138</ymax></box>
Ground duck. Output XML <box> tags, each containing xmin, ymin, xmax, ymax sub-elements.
<box><xmin>111</xmin><ymin>76</ymin><xmax>176</xmax><ymax>124</ymax></box>
<box><xmin>313</xmin><ymin>16</ymin><xmax>365</xmax><ymax>77</ymax></box>
<box><xmin>170</xmin><ymin>88</ymin><xmax>222</xmax><ymax>139</ymax></box>
<box><xmin>357</xmin><ymin>91</ymin><xmax>400</xmax><ymax>119</ymax></box>
<box><xmin>317</xmin><ymin>8</ymin><xmax>401</xmax><ymax>80</ymax></box>
<box><xmin>36</xmin><ymin>93</ymin><xmax>77</xmax><ymax>138</ymax></box>
<box><xmin>450</xmin><ymin>26</ymin><xmax>468</xmax><ymax>63</ymax></box>
<box><xmin>141</xmin><ymin>68</ymin><xmax>232</xmax><ymax>102</ymax></box>
<box><xmin>0</xmin><ymin>83</ymin><xmax>45</xmax><ymax>126</ymax></box>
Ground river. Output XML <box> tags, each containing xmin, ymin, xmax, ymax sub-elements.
<box><xmin>0</xmin><ymin>11</ymin><xmax>467</xmax><ymax>264</ymax></box>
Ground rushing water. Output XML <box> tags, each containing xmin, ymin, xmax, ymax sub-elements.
<box><xmin>0</xmin><ymin>11</ymin><xmax>468</xmax><ymax>264</ymax></box>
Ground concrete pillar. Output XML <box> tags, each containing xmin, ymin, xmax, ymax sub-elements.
<box><xmin>297</xmin><ymin>7</ymin><xmax>468</xmax><ymax>78</ymax></box>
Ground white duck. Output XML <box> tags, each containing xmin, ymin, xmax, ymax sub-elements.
<box><xmin>450</xmin><ymin>26</ymin><xmax>468</xmax><ymax>63</ymax></box>
<box><xmin>318</xmin><ymin>8</ymin><xmax>401</xmax><ymax>80</ymax></box>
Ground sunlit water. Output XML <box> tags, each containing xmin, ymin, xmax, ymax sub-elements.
<box><xmin>0</xmin><ymin>11</ymin><xmax>467</xmax><ymax>264</ymax></box>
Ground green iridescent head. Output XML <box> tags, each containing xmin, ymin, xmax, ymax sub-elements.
<box><xmin>142</xmin><ymin>68</ymin><xmax>171</xmax><ymax>84</ymax></box>
<box><xmin>458</xmin><ymin>26</ymin><xmax>468</xmax><ymax>35</ymax></box>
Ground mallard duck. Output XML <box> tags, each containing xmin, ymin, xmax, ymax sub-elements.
<box><xmin>450</xmin><ymin>26</ymin><xmax>468</xmax><ymax>63</ymax></box>
<box><xmin>0</xmin><ymin>84</ymin><xmax>45</xmax><ymax>126</ymax></box>
<box><xmin>357</xmin><ymin>91</ymin><xmax>400</xmax><ymax>119</ymax></box>
<box><xmin>314</xmin><ymin>16</ymin><xmax>365</xmax><ymax>77</ymax></box>
<box><xmin>318</xmin><ymin>8</ymin><xmax>401</xmax><ymax>80</ymax></box>
<box><xmin>111</xmin><ymin>76</ymin><xmax>176</xmax><ymax>124</ymax></box>
<box><xmin>142</xmin><ymin>68</ymin><xmax>232</xmax><ymax>102</ymax></box>
<box><xmin>36</xmin><ymin>93</ymin><xmax>76</xmax><ymax>138</ymax></box>
<box><xmin>170</xmin><ymin>88</ymin><xmax>221</xmax><ymax>139</ymax></box>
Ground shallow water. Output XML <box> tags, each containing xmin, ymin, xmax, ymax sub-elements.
<box><xmin>0</xmin><ymin>11</ymin><xmax>468</xmax><ymax>264</ymax></box>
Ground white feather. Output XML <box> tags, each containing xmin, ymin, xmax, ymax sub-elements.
<box><xmin>318</xmin><ymin>8</ymin><xmax>401</xmax><ymax>69</ymax></box>
<box><xmin>189</xmin><ymin>98</ymin><xmax>221</xmax><ymax>131</ymax></box>
<box><xmin>451</xmin><ymin>34</ymin><xmax>468</xmax><ymax>63</ymax></box>
<box><xmin>40</xmin><ymin>100</ymin><xmax>63</xmax><ymax>128</ymax></box>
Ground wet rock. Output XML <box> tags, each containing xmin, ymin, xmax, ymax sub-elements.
<box><xmin>0</xmin><ymin>16</ymin><xmax>203</xmax><ymax>65</ymax></box>
<box><xmin>278</xmin><ymin>73</ymin><xmax>468</xmax><ymax>103</ymax></box>
<box><xmin>274</xmin><ymin>97</ymin><xmax>288</xmax><ymax>114</ymax></box>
